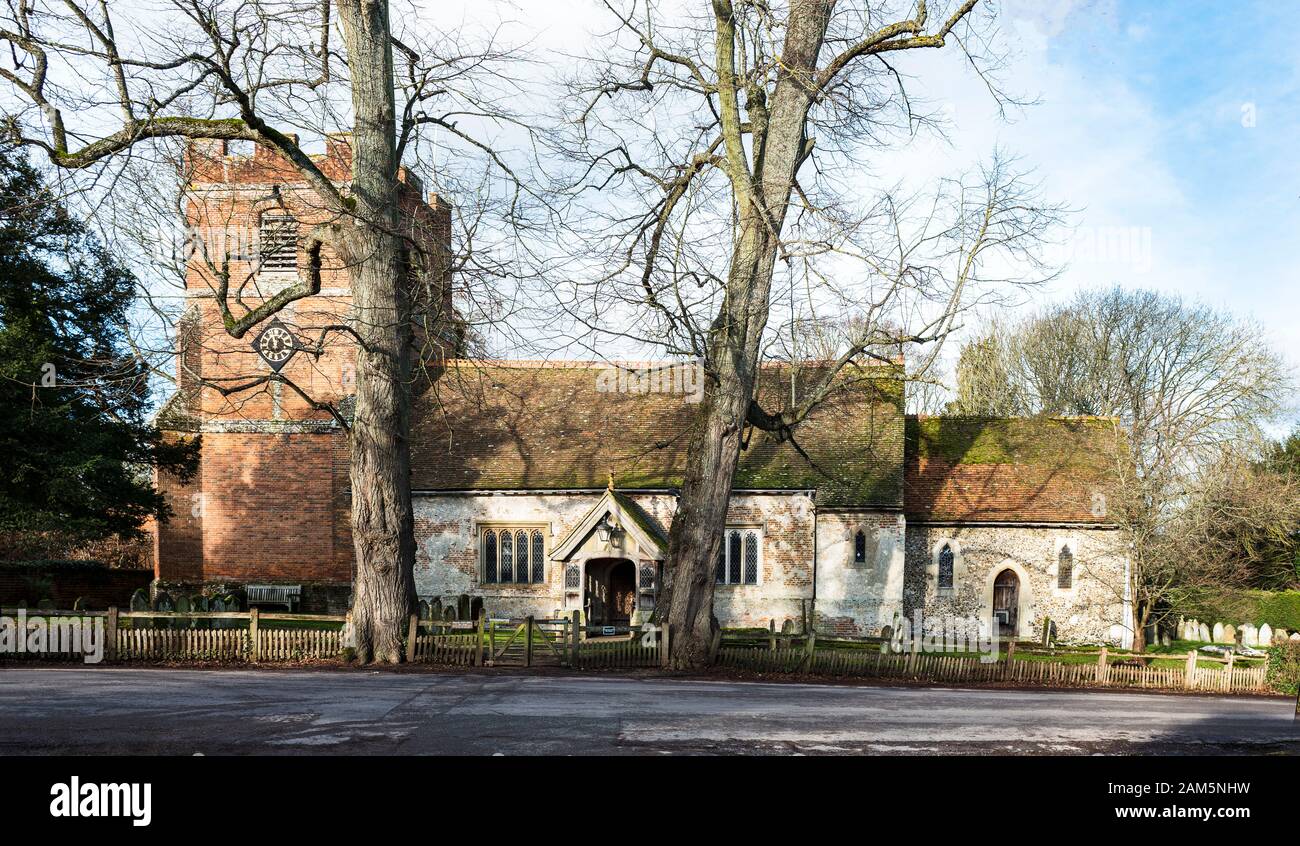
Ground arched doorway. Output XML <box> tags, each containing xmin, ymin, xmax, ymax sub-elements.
<box><xmin>993</xmin><ymin>569</ymin><xmax>1020</xmax><ymax>638</ymax></box>
<box><xmin>584</xmin><ymin>558</ymin><xmax>636</xmax><ymax>627</ymax></box>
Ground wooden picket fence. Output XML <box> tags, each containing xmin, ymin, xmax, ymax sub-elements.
<box><xmin>2</xmin><ymin>607</ymin><xmax>1274</xmax><ymax>693</ymax></box>
<box><xmin>117</xmin><ymin>626</ymin><xmax>250</xmax><ymax>661</ymax></box>
<box><xmin>717</xmin><ymin>644</ymin><xmax>1270</xmax><ymax>693</ymax></box>
<box><xmin>576</xmin><ymin>635</ymin><xmax>661</xmax><ymax>669</ymax></box>
<box><xmin>412</xmin><ymin>632</ymin><xmax>478</xmax><ymax>665</ymax></box>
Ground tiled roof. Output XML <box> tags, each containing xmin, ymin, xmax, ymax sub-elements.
<box><xmin>409</xmin><ymin>361</ymin><xmax>905</xmax><ymax>507</ymax></box>
<box><xmin>903</xmin><ymin>415</ymin><xmax>1120</xmax><ymax>524</ymax></box>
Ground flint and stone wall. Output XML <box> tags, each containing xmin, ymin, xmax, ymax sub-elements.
<box><xmin>902</xmin><ymin>524</ymin><xmax>1129</xmax><ymax>645</ymax></box>
<box><xmin>813</xmin><ymin>511</ymin><xmax>906</xmax><ymax>637</ymax></box>
<box><xmin>412</xmin><ymin>491</ymin><xmax>821</xmax><ymax>628</ymax></box>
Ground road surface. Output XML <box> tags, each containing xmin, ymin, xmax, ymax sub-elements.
<box><xmin>0</xmin><ymin>668</ymin><xmax>1295</xmax><ymax>754</ymax></box>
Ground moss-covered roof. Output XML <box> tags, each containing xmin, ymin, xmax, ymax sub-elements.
<box><xmin>409</xmin><ymin>361</ymin><xmax>904</xmax><ymax>507</ymax></box>
<box><xmin>907</xmin><ymin>415</ymin><xmax>1119</xmax><ymax>467</ymax></box>
<box><xmin>904</xmin><ymin>415</ymin><xmax>1121</xmax><ymax>523</ymax></box>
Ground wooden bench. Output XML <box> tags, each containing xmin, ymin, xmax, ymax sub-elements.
<box><xmin>246</xmin><ymin>584</ymin><xmax>302</xmax><ymax>612</ymax></box>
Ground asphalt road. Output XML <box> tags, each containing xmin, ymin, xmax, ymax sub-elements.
<box><xmin>0</xmin><ymin>668</ymin><xmax>1296</xmax><ymax>755</ymax></box>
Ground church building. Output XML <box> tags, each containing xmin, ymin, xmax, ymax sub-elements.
<box><xmin>153</xmin><ymin>140</ymin><xmax>1133</xmax><ymax>647</ymax></box>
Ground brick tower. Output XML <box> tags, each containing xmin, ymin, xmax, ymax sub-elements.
<box><xmin>153</xmin><ymin>136</ymin><xmax>456</xmax><ymax>611</ymax></box>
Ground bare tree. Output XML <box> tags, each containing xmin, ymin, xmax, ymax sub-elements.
<box><xmin>950</xmin><ymin>287</ymin><xmax>1295</xmax><ymax>649</ymax></box>
<box><xmin>0</xmin><ymin>0</ymin><xmax>535</xmax><ymax>662</ymax></box>
<box><xmin>1168</xmin><ymin>449</ymin><xmax>1300</xmax><ymax>596</ymax></box>
<box><xmin>551</xmin><ymin>0</ymin><xmax>1061</xmax><ymax>666</ymax></box>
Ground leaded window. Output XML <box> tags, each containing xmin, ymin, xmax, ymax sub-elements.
<box><xmin>484</xmin><ymin>532</ymin><xmax>497</xmax><ymax>583</ymax></box>
<box><xmin>531</xmin><ymin>531</ymin><xmax>545</xmax><ymax>583</ymax></box>
<box><xmin>937</xmin><ymin>543</ymin><xmax>955</xmax><ymax>590</ymax></box>
<box><xmin>716</xmin><ymin>528</ymin><xmax>760</xmax><ymax>585</ymax></box>
<box><xmin>481</xmin><ymin>527</ymin><xmax>546</xmax><ymax>584</ymax></box>
<box><xmin>1058</xmin><ymin>545</ymin><xmax>1074</xmax><ymax>590</ymax></box>
<box><xmin>500</xmin><ymin>530</ymin><xmax>513</xmax><ymax>583</ymax></box>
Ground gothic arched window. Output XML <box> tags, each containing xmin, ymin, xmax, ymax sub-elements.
<box><xmin>531</xmin><ymin>531</ymin><xmax>545</xmax><ymax>583</ymax></box>
<box><xmin>499</xmin><ymin>530</ymin><xmax>513</xmax><ymax>583</ymax></box>
<box><xmin>1058</xmin><ymin>544</ymin><xmax>1074</xmax><ymax>590</ymax></box>
<box><xmin>484</xmin><ymin>531</ymin><xmax>497</xmax><ymax>584</ymax></box>
<box><xmin>515</xmin><ymin>530</ymin><xmax>529</xmax><ymax>584</ymax></box>
<box><xmin>853</xmin><ymin>530</ymin><xmax>867</xmax><ymax>564</ymax></box>
<box><xmin>937</xmin><ymin>543</ymin><xmax>955</xmax><ymax>590</ymax></box>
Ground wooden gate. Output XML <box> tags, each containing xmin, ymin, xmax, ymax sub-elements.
<box><xmin>486</xmin><ymin>616</ymin><xmax>571</xmax><ymax>667</ymax></box>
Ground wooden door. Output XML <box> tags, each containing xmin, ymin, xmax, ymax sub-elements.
<box><xmin>993</xmin><ymin>569</ymin><xmax>1019</xmax><ymax>636</ymax></box>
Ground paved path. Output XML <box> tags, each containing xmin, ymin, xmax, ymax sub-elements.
<box><xmin>0</xmin><ymin>668</ymin><xmax>1295</xmax><ymax>754</ymax></box>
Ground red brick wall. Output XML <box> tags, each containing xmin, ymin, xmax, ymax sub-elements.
<box><xmin>156</xmin><ymin>431</ymin><xmax>351</xmax><ymax>584</ymax></box>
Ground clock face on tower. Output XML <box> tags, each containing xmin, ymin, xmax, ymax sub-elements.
<box><xmin>252</xmin><ymin>320</ymin><xmax>297</xmax><ymax>372</ymax></box>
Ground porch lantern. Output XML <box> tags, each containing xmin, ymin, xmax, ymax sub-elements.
<box><xmin>596</xmin><ymin>513</ymin><xmax>622</xmax><ymax>545</ymax></box>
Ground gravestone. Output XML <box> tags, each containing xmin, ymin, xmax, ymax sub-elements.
<box><xmin>1241</xmin><ymin>624</ymin><xmax>1257</xmax><ymax>647</ymax></box>
<box><xmin>418</xmin><ymin>599</ymin><xmax>431</xmax><ymax>621</ymax></box>
<box><xmin>130</xmin><ymin>588</ymin><xmax>149</xmax><ymax>612</ymax></box>
<box><xmin>72</xmin><ymin>597</ymin><xmax>87</xmax><ymax>611</ymax></box>
<box><xmin>1274</xmin><ymin>628</ymin><xmax>1288</xmax><ymax>645</ymax></box>
<box><xmin>1199</xmin><ymin>623</ymin><xmax>1212</xmax><ymax>642</ymax></box>
<box><xmin>1212</xmin><ymin>622</ymin><xmax>1226</xmax><ymax>643</ymax></box>
<box><xmin>1224</xmin><ymin>624</ymin><xmax>1237</xmax><ymax>645</ymax></box>
<box><xmin>1258</xmin><ymin>624</ymin><xmax>1273</xmax><ymax>646</ymax></box>
<box><xmin>153</xmin><ymin>591</ymin><xmax>175</xmax><ymax>630</ymax></box>
<box><xmin>210</xmin><ymin>594</ymin><xmax>227</xmax><ymax>629</ymax></box>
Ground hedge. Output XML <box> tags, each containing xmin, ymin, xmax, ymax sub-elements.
<box><xmin>1266</xmin><ymin>643</ymin><xmax>1300</xmax><ymax>695</ymax></box>
<box><xmin>1179</xmin><ymin>589</ymin><xmax>1300</xmax><ymax>631</ymax></box>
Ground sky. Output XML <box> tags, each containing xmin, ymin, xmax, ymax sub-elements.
<box><xmin>19</xmin><ymin>0</ymin><xmax>1295</xmax><ymax>417</ymax></box>
<box><xmin>435</xmin><ymin>0</ymin><xmax>1300</xmax><ymax>393</ymax></box>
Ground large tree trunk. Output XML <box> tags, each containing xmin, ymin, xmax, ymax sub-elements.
<box><xmin>337</xmin><ymin>0</ymin><xmax>416</xmax><ymax>663</ymax></box>
<box><xmin>658</xmin><ymin>348</ymin><xmax>759</xmax><ymax>668</ymax></box>
<box><xmin>656</xmin><ymin>1</ymin><xmax>831</xmax><ymax>668</ymax></box>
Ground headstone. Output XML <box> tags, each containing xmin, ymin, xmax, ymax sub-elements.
<box><xmin>190</xmin><ymin>595</ymin><xmax>208</xmax><ymax>612</ymax></box>
<box><xmin>1212</xmin><ymin>622</ymin><xmax>1226</xmax><ymax>643</ymax></box>
<box><xmin>1224</xmin><ymin>624</ymin><xmax>1237</xmax><ymax>645</ymax></box>
<box><xmin>130</xmin><ymin>589</ymin><xmax>149</xmax><ymax>612</ymax></box>
<box><xmin>1274</xmin><ymin>628</ymin><xmax>1288</xmax><ymax>645</ymax></box>
<box><xmin>72</xmin><ymin>597</ymin><xmax>87</xmax><ymax>611</ymax></box>
<box><xmin>210</xmin><ymin>594</ymin><xmax>227</xmax><ymax>629</ymax></box>
<box><xmin>1291</xmin><ymin>633</ymin><xmax>1300</xmax><ymax>642</ymax></box>
<box><xmin>1241</xmin><ymin>624</ymin><xmax>1257</xmax><ymax>647</ymax></box>
<box><xmin>1257</xmin><ymin>623</ymin><xmax>1271</xmax><ymax>645</ymax></box>
<box><xmin>418</xmin><ymin>599</ymin><xmax>431</xmax><ymax>621</ymax></box>
<box><xmin>1160</xmin><ymin>632</ymin><xmax>1171</xmax><ymax>647</ymax></box>
<box><xmin>1199</xmin><ymin>623</ymin><xmax>1212</xmax><ymax>642</ymax></box>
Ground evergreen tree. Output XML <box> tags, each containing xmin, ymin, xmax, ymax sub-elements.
<box><xmin>0</xmin><ymin>145</ymin><xmax>198</xmax><ymax>547</ymax></box>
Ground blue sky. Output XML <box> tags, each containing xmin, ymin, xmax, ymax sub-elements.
<box><xmin>958</xmin><ymin>0</ymin><xmax>1299</xmax><ymax>359</ymax></box>
<box><xmin>482</xmin><ymin>0</ymin><xmax>1300</xmax><ymax>380</ymax></box>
